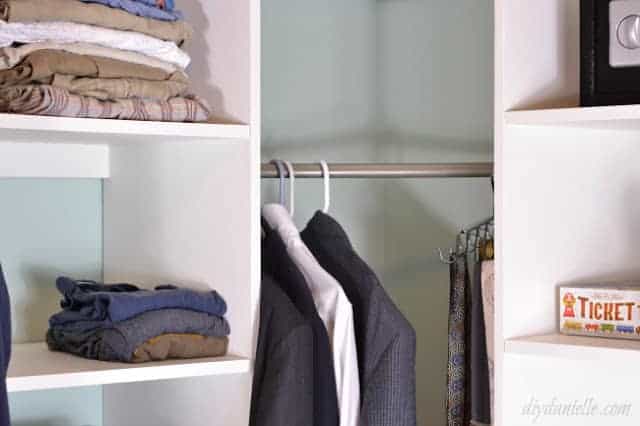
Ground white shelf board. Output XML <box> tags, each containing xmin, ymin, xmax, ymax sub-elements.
<box><xmin>0</xmin><ymin>142</ymin><xmax>109</xmax><ymax>178</ymax></box>
<box><xmin>505</xmin><ymin>333</ymin><xmax>640</xmax><ymax>361</ymax></box>
<box><xmin>505</xmin><ymin>104</ymin><xmax>640</xmax><ymax>130</ymax></box>
<box><xmin>0</xmin><ymin>113</ymin><xmax>250</xmax><ymax>144</ymax></box>
<box><xmin>7</xmin><ymin>342</ymin><xmax>249</xmax><ymax>392</ymax></box>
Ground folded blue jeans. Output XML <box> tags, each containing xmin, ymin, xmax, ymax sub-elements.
<box><xmin>47</xmin><ymin>308</ymin><xmax>230</xmax><ymax>362</ymax></box>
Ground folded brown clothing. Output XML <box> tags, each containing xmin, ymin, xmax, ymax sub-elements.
<box><xmin>0</xmin><ymin>50</ymin><xmax>186</xmax><ymax>85</ymax></box>
<box><xmin>46</xmin><ymin>74</ymin><xmax>188</xmax><ymax>101</ymax></box>
<box><xmin>0</xmin><ymin>85</ymin><xmax>211</xmax><ymax>122</ymax></box>
<box><xmin>0</xmin><ymin>0</ymin><xmax>192</xmax><ymax>44</ymax></box>
<box><xmin>132</xmin><ymin>334</ymin><xmax>229</xmax><ymax>363</ymax></box>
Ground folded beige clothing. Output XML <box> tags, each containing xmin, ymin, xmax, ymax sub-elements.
<box><xmin>0</xmin><ymin>49</ymin><xmax>187</xmax><ymax>83</ymax></box>
<box><xmin>132</xmin><ymin>334</ymin><xmax>229</xmax><ymax>363</ymax></box>
<box><xmin>0</xmin><ymin>85</ymin><xmax>211</xmax><ymax>122</ymax></box>
<box><xmin>0</xmin><ymin>42</ymin><xmax>178</xmax><ymax>73</ymax></box>
<box><xmin>0</xmin><ymin>0</ymin><xmax>192</xmax><ymax>44</ymax></box>
<box><xmin>47</xmin><ymin>74</ymin><xmax>188</xmax><ymax>101</ymax></box>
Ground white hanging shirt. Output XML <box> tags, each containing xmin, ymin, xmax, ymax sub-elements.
<box><xmin>263</xmin><ymin>204</ymin><xmax>360</xmax><ymax>426</ymax></box>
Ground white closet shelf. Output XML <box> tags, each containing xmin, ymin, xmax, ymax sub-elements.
<box><xmin>0</xmin><ymin>113</ymin><xmax>250</xmax><ymax>142</ymax></box>
<box><xmin>505</xmin><ymin>333</ymin><xmax>640</xmax><ymax>361</ymax></box>
<box><xmin>7</xmin><ymin>342</ymin><xmax>250</xmax><ymax>392</ymax></box>
<box><xmin>505</xmin><ymin>104</ymin><xmax>640</xmax><ymax>130</ymax></box>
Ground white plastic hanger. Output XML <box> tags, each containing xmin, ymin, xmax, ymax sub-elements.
<box><xmin>270</xmin><ymin>159</ymin><xmax>287</xmax><ymax>206</ymax></box>
<box><xmin>319</xmin><ymin>160</ymin><xmax>330</xmax><ymax>214</ymax></box>
<box><xmin>283</xmin><ymin>160</ymin><xmax>295</xmax><ymax>217</ymax></box>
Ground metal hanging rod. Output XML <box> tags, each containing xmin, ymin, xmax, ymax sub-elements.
<box><xmin>261</xmin><ymin>162</ymin><xmax>493</xmax><ymax>179</ymax></box>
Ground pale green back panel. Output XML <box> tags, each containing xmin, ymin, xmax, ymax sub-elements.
<box><xmin>0</xmin><ymin>179</ymin><xmax>103</xmax><ymax>342</ymax></box>
<box><xmin>0</xmin><ymin>179</ymin><xmax>103</xmax><ymax>426</ymax></box>
<box><xmin>9</xmin><ymin>387</ymin><xmax>103</xmax><ymax>426</ymax></box>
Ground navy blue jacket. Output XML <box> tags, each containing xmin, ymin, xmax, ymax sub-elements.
<box><xmin>0</xmin><ymin>265</ymin><xmax>11</xmax><ymax>426</ymax></box>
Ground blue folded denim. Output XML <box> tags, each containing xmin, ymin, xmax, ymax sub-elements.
<box><xmin>132</xmin><ymin>0</ymin><xmax>175</xmax><ymax>13</ymax></box>
<box><xmin>49</xmin><ymin>277</ymin><xmax>227</xmax><ymax>326</ymax></box>
<box><xmin>80</xmin><ymin>0</ymin><xmax>183</xmax><ymax>21</ymax></box>
<box><xmin>47</xmin><ymin>308</ymin><xmax>230</xmax><ymax>362</ymax></box>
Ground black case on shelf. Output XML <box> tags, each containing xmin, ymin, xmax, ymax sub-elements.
<box><xmin>581</xmin><ymin>0</ymin><xmax>640</xmax><ymax>106</ymax></box>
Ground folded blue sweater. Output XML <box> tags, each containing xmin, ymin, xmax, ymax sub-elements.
<box><xmin>80</xmin><ymin>0</ymin><xmax>182</xmax><ymax>21</ymax></box>
<box><xmin>49</xmin><ymin>277</ymin><xmax>227</xmax><ymax>326</ymax></box>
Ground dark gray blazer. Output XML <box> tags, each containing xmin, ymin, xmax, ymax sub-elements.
<box><xmin>250</xmin><ymin>275</ymin><xmax>313</xmax><ymax>426</ymax></box>
<box><xmin>302</xmin><ymin>212</ymin><xmax>417</xmax><ymax>426</ymax></box>
<box><xmin>261</xmin><ymin>223</ymin><xmax>339</xmax><ymax>426</ymax></box>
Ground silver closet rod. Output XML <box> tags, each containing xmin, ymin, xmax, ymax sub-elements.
<box><xmin>261</xmin><ymin>162</ymin><xmax>493</xmax><ymax>179</ymax></box>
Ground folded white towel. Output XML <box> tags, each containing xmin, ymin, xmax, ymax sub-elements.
<box><xmin>0</xmin><ymin>21</ymin><xmax>190</xmax><ymax>69</ymax></box>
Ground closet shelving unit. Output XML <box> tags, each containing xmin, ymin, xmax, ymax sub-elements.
<box><xmin>1</xmin><ymin>0</ymin><xmax>260</xmax><ymax>425</ymax></box>
<box><xmin>497</xmin><ymin>1</ymin><xmax>640</xmax><ymax>425</ymax></box>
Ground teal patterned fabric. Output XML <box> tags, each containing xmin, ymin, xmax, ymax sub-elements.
<box><xmin>447</xmin><ymin>255</ymin><xmax>470</xmax><ymax>426</ymax></box>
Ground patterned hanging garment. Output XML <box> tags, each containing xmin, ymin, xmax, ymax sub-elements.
<box><xmin>447</xmin><ymin>253</ymin><xmax>471</xmax><ymax>426</ymax></box>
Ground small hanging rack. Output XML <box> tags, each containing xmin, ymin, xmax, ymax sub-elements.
<box><xmin>437</xmin><ymin>218</ymin><xmax>495</xmax><ymax>264</ymax></box>
<box><xmin>261</xmin><ymin>162</ymin><xmax>493</xmax><ymax>179</ymax></box>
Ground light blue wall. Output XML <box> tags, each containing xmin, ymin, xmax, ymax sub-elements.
<box><xmin>9</xmin><ymin>387</ymin><xmax>103</xmax><ymax>426</ymax></box>
<box><xmin>0</xmin><ymin>179</ymin><xmax>103</xmax><ymax>426</ymax></box>
<box><xmin>262</xmin><ymin>1</ymin><xmax>493</xmax><ymax>424</ymax></box>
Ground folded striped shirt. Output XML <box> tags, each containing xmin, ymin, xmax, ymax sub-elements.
<box><xmin>0</xmin><ymin>85</ymin><xmax>211</xmax><ymax>122</ymax></box>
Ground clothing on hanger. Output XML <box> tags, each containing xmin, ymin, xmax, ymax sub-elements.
<box><xmin>301</xmin><ymin>210</ymin><xmax>417</xmax><ymax>426</ymax></box>
<box><xmin>261</xmin><ymin>219</ymin><xmax>339</xmax><ymax>426</ymax></box>
<box><xmin>0</xmin><ymin>265</ymin><xmax>10</xmax><ymax>426</ymax></box>
<box><xmin>250</xmin><ymin>275</ymin><xmax>313</xmax><ymax>426</ymax></box>
<box><xmin>470</xmin><ymin>258</ymin><xmax>491</xmax><ymax>426</ymax></box>
<box><xmin>263</xmin><ymin>204</ymin><xmax>360</xmax><ymax>426</ymax></box>
<box><xmin>481</xmin><ymin>260</ymin><xmax>495</xmax><ymax>422</ymax></box>
<box><xmin>447</xmin><ymin>253</ymin><xmax>471</xmax><ymax>426</ymax></box>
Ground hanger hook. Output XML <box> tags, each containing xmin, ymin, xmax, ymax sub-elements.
<box><xmin>283</xmin><ymin>160</ymin><xmax>295</xmax><ymax>217</ymax></box>
<box><xmin>436</xmin><ymin>247</ymin><xmax>455</xmax><ymax>265</ymax></box>
<box><xmin>270</xmin><ymin>159</ymin><xmax>287</xmax><ymax>206</ymax></box>
<box><xmin>320</xmin><ymin>160</ymin><xmax>330</xmax><ymax>214</ymax></box>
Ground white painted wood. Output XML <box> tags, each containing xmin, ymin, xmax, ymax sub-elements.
<box><xmin>102</xmin><ymin>142</ymin><xmax>254</xmax><ymax>358</ymax></box>
<box><xmin>247</xmin><ymin>0</ymin><xmax>262</xmax><ymax>379</ymax></box>
<box><xmin>182</xmin><ymin>1</ymin><xmax>251</xmax><ymax>123</ymax></box>
<box><xmin>0</xmin><ymin>114</ymin><xmax>250</xmax><ymax>142</ymax></box>
<box><xmin>503</xmin><ymin>354</ymin><xmax>638</xmax><ymax>426</ymax></box>
<box><xmin>101</xmin><ymin>140</ymin><xmax>256</xmax><ymax>426</ymax></box>
<box><xmin>506</xmin><ymin>104</ymin><xmax>640</xmax><ymax>129</ymax></box>
<box><xmin>7</xmin><ymin>342</ymin><xmax>249</xmax><ymax>393</ymax></box>
<box><xmin>493</xmin><ymin>2</ymin><xmax>505</xmax><ymax>425</ymax></box>
<box><xmin>0</xmin><ymin>142</ymin><xmax>109</xmax><ymax>178</ymax></box>
<box><xmin>104</xmin><ymin>374</ymin><xmax>253</xmax><ymax>426</ymax></box>
<box><xmin>496</xmin><ymin>1</ymin><xmax>640</xmax><ymax>425</ymax></box>
<box><xmin>506</xmin><ymin>333</ymin><xmax>640</xmax><ymax>361</ymax></box>
<box><xmin>502</xmin><ymin>0</ymin><xmax>580</xmax><ymax>111</ymax></box>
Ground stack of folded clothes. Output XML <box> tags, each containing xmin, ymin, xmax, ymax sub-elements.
<box><xmin>47</xmin><ymin>277</ymin><xmax>230</xmax><ymax>363</ymax></box>
<box><xmin>0</xmin><ymin>0</ymin><xmax>211</xmax><ymax>121</ymax></box>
